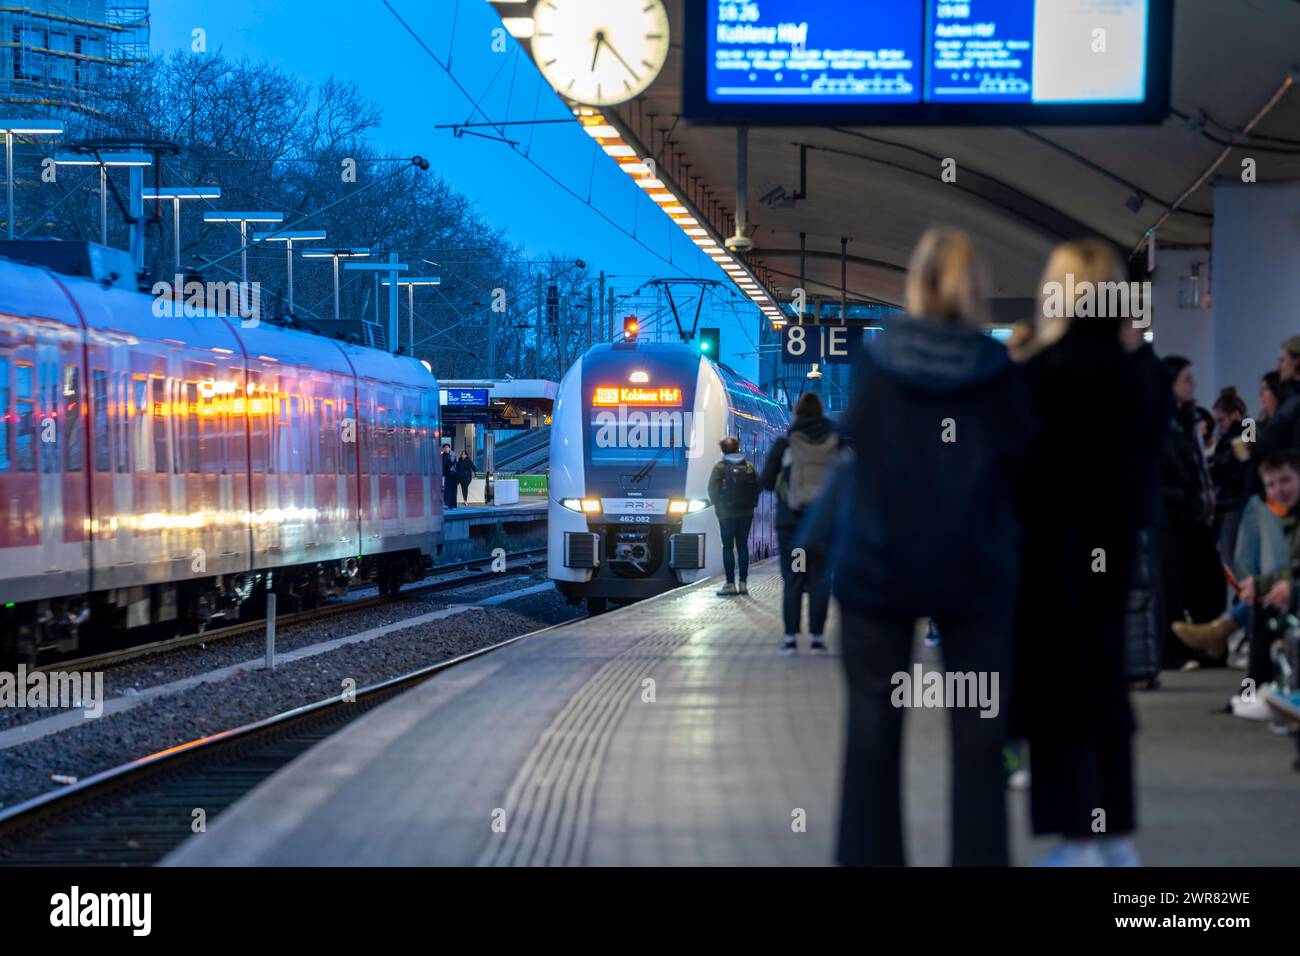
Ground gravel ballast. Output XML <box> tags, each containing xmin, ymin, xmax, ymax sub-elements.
<box><xmin>0</xmin><ymin>577</ymin><xmax>582</xmax><ymax>810</ymax></box>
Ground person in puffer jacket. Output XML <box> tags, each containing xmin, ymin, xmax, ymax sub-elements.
<box><xmin>831</xmin><ymin>227</ymin><xmax>1035</xmax><ymax>868</ymax></box>
<box><xmin>760</xmin><ymin>391</ymin><xmax>838</xmax><ymax>655</ymax></box>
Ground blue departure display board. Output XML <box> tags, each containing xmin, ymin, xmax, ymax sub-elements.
<box><xmin>685</xmin><ymin>0</ymin><xmax>1170</xmax><ymax>125</ymax></box>
<box><xmin>441</xmin><ymin>388</ymin><xmax>489</xmax><ymax>407</ymax></box>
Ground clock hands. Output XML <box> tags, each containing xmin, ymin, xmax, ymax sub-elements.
<box><xmin>590</xmin><ymin>29</ymin><xmax>640</xmax><ymax>83</ymax></box>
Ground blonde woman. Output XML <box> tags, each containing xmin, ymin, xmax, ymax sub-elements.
<box><xmin>1012</xmin><ymin>239</ymin><xmax>1165</xmax><ymax>866</ymax></box>
<box><xmin>832</xmin><ymin>228</ymin><xmax>1034</xmax><ymax>867</ymax></box>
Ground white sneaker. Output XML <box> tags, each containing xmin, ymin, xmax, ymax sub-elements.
<box><xmin>1038</xmin><ymin>841</ymin><xmax>1105</xmax><ymax>867</ymax></box>
<box><xmin>778</xmin><ymin>636</ymin><xmax>798</xmax><ymax>656</ymax></box>
<box><xmin>716</xmin><ymin>582</ymin><xmax>737</xmax><ymax>596</ymax></box>
<box><xmin>737</xmin><ymin>581</ymin><xmax>749</xmax><ymax>595</ymax></box>
<box><xmin>1230</xmin><ymin>694</ymin><xmax>1273</xmax><ymax>721</ymax></box>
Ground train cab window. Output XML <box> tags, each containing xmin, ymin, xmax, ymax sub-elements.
<box><xmin>92</xmin><ymin>369</ymin><xmax>109</xmax><ymax>473</ymax></box>
<box><xmin>62</xmin><ymin>365</ymin><xmax>82</xmax><ymax>472</ymax></box>
<box><xmin>14</xmin><ymin>363</ymin><xmax>33</xmax><ymax>472</ymax></box>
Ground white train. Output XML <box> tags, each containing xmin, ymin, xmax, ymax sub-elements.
<box><xmin>549</xmin><ymin>340</ymin><xmax>789</xmax><ymax>612</ymax></box>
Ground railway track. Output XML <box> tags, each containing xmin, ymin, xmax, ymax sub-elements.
<box><xmin>35</xmin><ymin>546</ymin><xmax>549</xmax><ymax>675</ymax></box>
<box><xmin>0</xmin><ymin>613</ymin><xmax>580</xmax><ymax>866</ymax></box>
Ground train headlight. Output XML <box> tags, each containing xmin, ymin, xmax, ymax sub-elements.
<box><xmin>561</xmin><ymin>498</ymin><xmax>602</xmax><ymax>514</ymax></box>
<box><xmin>687</xmin><ymin>499</ymin><xmax>710</xmax><ymax>513</ymax></box>
<box><xmin>669</xmin><ymin>499</ymin><xmax>710</xmax><ymax>515</ymax></box>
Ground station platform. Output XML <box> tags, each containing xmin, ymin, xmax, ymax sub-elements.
<box><xmin>164</xmin><ymin>561</ymin><xmax>1300</xmax><ymax>867</ymax></box>
<box><xmin>438</xmin><ymin>496</ymin><xmax>547</xmax><ymax>560</ymax></box>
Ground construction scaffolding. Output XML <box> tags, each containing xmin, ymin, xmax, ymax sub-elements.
<box><xmin>0</xmin><ymin>1</ymin><xmax>150</xmax><ymax>117</ymax></box>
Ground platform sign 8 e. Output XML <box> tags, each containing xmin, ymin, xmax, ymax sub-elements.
<box><xmin>780</xmin><ymin>325</ymin><xmax>861</xmax><ymax>365</ymax></box>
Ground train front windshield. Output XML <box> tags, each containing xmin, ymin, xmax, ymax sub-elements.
<box><xmin>581</xmin><ymin>349</ymin><xmax>701</xmax><ymax>493</ymax></box>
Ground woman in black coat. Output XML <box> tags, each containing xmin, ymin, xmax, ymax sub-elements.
<box><xmin>832</xmin><ymin>228</ymin><xmax>1034</xmax><ymax>867</ymax></box>
<box><xmin>456</xmin><ymin>451</ymin><xmax>476</xmax><ymax>505</ymax></box>
<box><xmin>1013</xmin><ymin>239</ymin><xmax>1162</xmax><ymax>867</ymax></box>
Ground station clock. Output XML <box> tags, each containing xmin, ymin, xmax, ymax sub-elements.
<box><xmin>529</xmin><ymin>0</ymin><xmax>670</xmax><ymax>106</ymax></box>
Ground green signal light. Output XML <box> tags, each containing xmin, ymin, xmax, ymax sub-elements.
<box><xmin>700</xmin><ymin>341</ymin><xmax>710</xmax><ymax>352</ymax></box>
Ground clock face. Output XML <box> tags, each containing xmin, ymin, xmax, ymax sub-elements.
<box><xmin>530</xmin><ymin>0</ymin><xmax>670</xmax><ymax>106</ymax></box>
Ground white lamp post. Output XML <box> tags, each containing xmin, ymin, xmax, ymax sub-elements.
<box><xmin>302</xmin><ymin>247</ymin><xmax>370</xmax><ymax>321</ymax></box>
<box><xmin>143</xmin><ymin>186</ymin><xmax>221</xmax><ymax>273</ymax></box>
<box><xmin>53</xmin><ymin>151</ymin><xmax>152</xmax><ymax>246</ymax></box>
<box><xmin>0</xmin><ymin>119</ymin><xmax>63</xmax><ymax>241</ymax></box>
<box><xmin>202</xmin><ymin>211</ymin><xmax>283</xmax><ymax>284</ymax></box>
<box><xmin>382</xmin><ymin>276</ymin><xmax>442</xmax><ymax>355</ymax></box>
<box><xmin>252</xmin><ymin>229</ymin><xmax>326</xmax><ymax>313</ymax></box>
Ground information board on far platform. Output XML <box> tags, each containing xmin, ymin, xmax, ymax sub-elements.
<box><xmin>684</xmin><ymin>0</ymin><xmax>1171</xmax><ymax>125</ymax></box>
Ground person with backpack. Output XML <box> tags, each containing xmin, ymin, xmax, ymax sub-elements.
<box><xmin>761</xmin><ymin>391</ymin><xmax>838</xmax><ymax>654</ymax></box>
<box><xmin>707</xmin><ymin>435</ymin><xmax>761</xmax><ymax>596</ymax></box>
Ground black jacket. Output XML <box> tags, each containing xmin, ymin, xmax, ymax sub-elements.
<box><xmin>1162</xmin><ymin>404</ymin><xmax>1213</xmax><ymax>526</ymax></box>
<box><xmin>830</xmin><ymin>317</ymin><xmax>1034</xmax><ymax>620</ymax></box>
<box><xmin>1210</xmin><ymin>420</ymin><xmax>1249</xmax><ymax>518</ymax></box>
<box><xmin>456</xmin><ymin>457</ymin><xmax>476</xmax><ymax>482</ymax></box>
<box><xmin>1013</xmin><ymin>323</ymin><xmax>1159</xmax><ymax>741</ymax></box>
<box><xmin>1127</xmin><ymin>344</ymin><xmax>1173</xmax><ymax>529</ymax></box>
<box><xmin>1245</xmin><ymin>385</ymin><xmax>1300</xmax><ymax>498</ymax></box>
<box><xmin>441</xmin><ymin>452</ymin><xmax>456</xmax><ymax>479</ymax></box>
<box><xmin>760</xmin><ymin>414</ymin><xmax>836</xmax><ymax>531</ymax></box>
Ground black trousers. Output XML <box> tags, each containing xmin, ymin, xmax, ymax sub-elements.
<box><xmin>1159</xmin><ymin>519</ymin><xmax>1225</xmax><ymax>666</ymax></box>
<box><xmin>443</xmin><ymin>477</ymin><xmax>458</xmax><ymax>510</ymax></box>
<box><xmin>459</xmin><ymin>478</ymin><xmax>471</xmax><ymax>504</ymax></box>
<box><xmin>837</xmin><ymin>606</ymin><xmax>1013</xmax><ymax>866</ymax></box>
<box><xmin>777</xmin><ymin>525</ymin><xmax>831</xmax><ymax>635</ymax></box>
<box><xmin>1029</xmin><ymin>734</ymin><xmax>1135</xmax><ymax>838</ymax></box>
<box><xmin>717</xmin><ymin>514</ymin><xmax>753</xmax><ymax>584</ymax></box>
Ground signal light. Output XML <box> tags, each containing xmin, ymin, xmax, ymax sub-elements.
<box><xmin>698</xmin><ymin>327</ymin><xmax>720</xmax><ymax>358</ymax></box>
<box><xmin>623</xmin><ymin>316</ymin><xmax>639</xmax><ymax>341</ymax></box>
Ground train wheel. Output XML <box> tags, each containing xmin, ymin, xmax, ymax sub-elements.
<box><xmin>585</xmin><ymin>597</ymin><xmax>608</xmax><ymax>615</ymax></box>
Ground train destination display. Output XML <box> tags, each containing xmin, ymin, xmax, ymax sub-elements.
<box><xmin>685</xmin><ymin>0</ymin><xmax>1170</xmax><ymax>124</ymax></box>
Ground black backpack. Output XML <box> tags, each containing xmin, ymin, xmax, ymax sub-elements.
<box><xmin>720</xmin><ymin>458</ymin><xmax>760</xmax><ymax>512</ymax></box>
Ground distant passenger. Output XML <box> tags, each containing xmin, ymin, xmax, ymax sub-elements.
<box><xmin>708</xmin><ymin>435</ymin><xmax>761</xmax><ymax>596</ymax></box>
<box><xmin>1159</xmin><ymin>356</ymin><xmax>1224</xmax><ymax>667</ymax></box>
<box><xmin>441</xmin><ymin>444</ymin><xmax>458</xmax><ymax>511</ymax></box>
<box><xmin>1013</xmin><ymin>238</ymin><xmax>1163</xmax><ymax>867</ymax></box>
<box><xmin>761</xmin><ymin>391</ymin><xmax>837</xmax><ymax>654</ymax></box>
<box><xmin>831</xmin><ymin>227</ymin><xmax>1034</xmax><ymax>867</ymax></box>
<box><xmin>457</xmin><ymin>451</ymin><xmax>476</xmax><ymax>505</ymax></box>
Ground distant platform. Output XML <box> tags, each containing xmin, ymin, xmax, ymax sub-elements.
<box><xmin>165</xmin><ymin>561</ymin><xmax>1300</xmax><ymax>866</ymax></box>
<box><xmin>439</xmin><ymin>496</ymin><xmax>547</xmax><ymax>560</ymax></box>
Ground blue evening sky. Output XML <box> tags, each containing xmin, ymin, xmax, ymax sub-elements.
<box><xmin>148</xmin><ymin>0</ymin><xmax>762</xmax><ymax>376</ymax></box>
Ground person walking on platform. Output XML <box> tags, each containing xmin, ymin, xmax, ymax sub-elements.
<box><xmin>761</xmin><ymin>391</ymin><xmax>838</xmax><ymax>654</ymax></box>
<box><xmin>1013</xmin><ymin>239</ymin><xmax>1162</xmax><ymax>867</ymax></box>
<box><xmin>831</xmin><ymin>228</ymin><xmax>1034</xmax><ymax>867</ymax></box>
<box><xmin>440</xmin><ymin>444</ymin><xmax>458</xmax><ymax>511</ymax></box>
<box><xmin>457</xmin><ymin>450</ymin><xmax>476</xmax><ymax>506</ymax></box>
<box><xmin>708</xmin><ymin>435</ymin><xmax>761</xmax><ymax>596</ymax></box>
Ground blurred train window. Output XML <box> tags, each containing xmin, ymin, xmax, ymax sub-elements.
<box><xmin>15</xmin><ymin>363</ymin><xmax>33</xmax><ymax>472</ymax></box>
<box><xmin>0</xmin><ymin>357</ymin><xmax>9</xmax><ymax>472</ymax></box>
<box><xmin>344</xmin><ymin>400</ymin><xmax>356</xmax><ymax>475</ymax></box>
<box><xmin>39</xmin><ymin>363</ymin><xmax>57</xmax><ymax>474</ymax></box>
<box><xmin>132</xmin><ymin>378</ymin><xmax>150</xmax><ymax>472</ymax></box>
<box><xmin>186</xmin><ymin>382</ymin><xmax>200</xmax><ymax>473</ymax></box>
<box><xmin>151</xmin><ymin>377</ymin><xmax>167</xmax><ymax>474</ymax></box>
<box><xmin>114</xmin><ymin>373</ymin><xmax>128</xmax><ymax>474</ymax></box>
<box><xmin>92</xmin><ymin>370</ymin><xmax>109</xmax><ymax>472</ymax></box>
<box><xmin>318</xmin><ymin>400</ymin><xmax>335</xmax><ymax>474</ymax></box>
<box><xmin>62</xmin><ymin>365</ymin><xmax>82</xmax><ymax>472</ymax></box>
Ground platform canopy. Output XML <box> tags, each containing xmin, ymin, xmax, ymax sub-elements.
<box><xmin>491</xmin><ymin>0</ymin><xmax>1300</xmax><ymax>317</ymax></box>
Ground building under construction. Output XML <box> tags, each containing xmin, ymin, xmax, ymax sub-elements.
<box><xmin>0</xmin><ymin>0</ymin><xmax>149</xmax><ymax>117</ymax></box>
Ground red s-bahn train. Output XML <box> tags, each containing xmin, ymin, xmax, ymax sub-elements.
<box><xmin>0</xmin><ymin>242</ymin><xmax>443</xmax><ymax>662</ymax></box>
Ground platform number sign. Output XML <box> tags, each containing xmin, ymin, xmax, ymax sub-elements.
<box><xmin>781</xmin><ymin>325</ymin><xmax>861</xmax><ymax>365</ymax></box>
